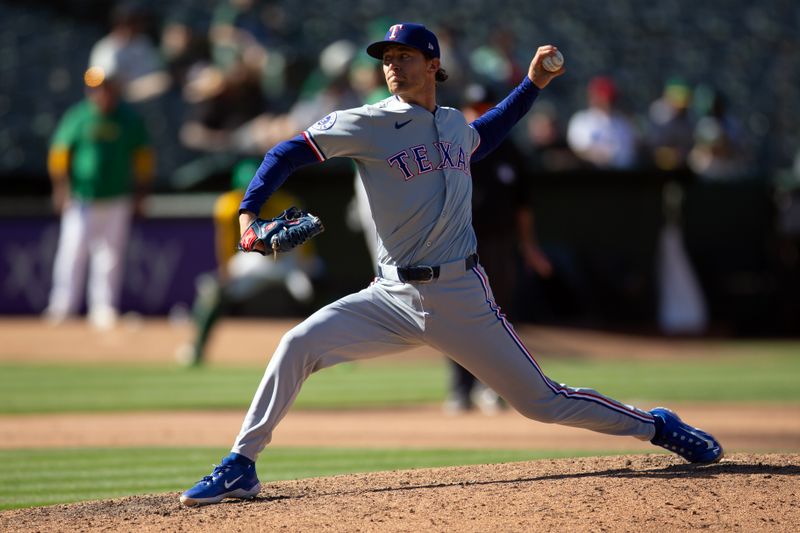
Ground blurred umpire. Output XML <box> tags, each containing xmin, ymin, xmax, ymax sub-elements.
<box><xmin>44</xmin><ymin>65</ymin><xmax>154</xmax><ymax>329</ymax></box>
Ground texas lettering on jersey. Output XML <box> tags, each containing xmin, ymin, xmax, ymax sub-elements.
<box><xmin>386</xmin><ymin>141</ymin><xmax>471</xmax><ymax>180</ymax></box>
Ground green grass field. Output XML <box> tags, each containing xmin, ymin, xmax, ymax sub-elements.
<box><xmin>1</xmin><ymin>348</ymin><xmax>798</xmax><ymax>510</ymax></box>
<box><xmin>1</xmin><ymin>352</ymin><xmax>798</xmax><ymax>414</ymax></box>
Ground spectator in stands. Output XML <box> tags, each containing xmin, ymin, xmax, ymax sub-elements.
<box><xmin>160</xmin><ymin>15</ymin><xmax>211</xmax><ymax>88</ymax></box>
<box><xmin>567</xmin><ymin>76</ymin><xmax>639</xmax><ymax>169</ymax></box>
<box><xmin>176</xmin><ymin>159</ymin><xmax>322</xmax><ymax>366</ymax></box>
<box><xmin>175</xmin><ymin>37</ymin><xmax>359</xmax><ymax>188</ymax></box>
<box><xmin>469</xmin><ymin>29</ymin><xmax>526</xmax><ymax>94</ymax></box>
<box><xmin>209</xmin><ymin>0</ymin><xmax>287</xmax><ymax>102</ymax></box>
<box><xmin>524</xmin><ymin>100</ymin><xmax>584</xmax><ymax>172</ymax></box>
<box><xmin>179</xmin><ymin>59</ymin><xmax>267</xmax><ymax>154</ymax></box>
<box><xmin>44</xmin><ymin>66</ymin><xmax>154</xmax><ymax>329</ymax></box>
<box><xmin>288</xmin><ymin>39</ymin><xmax>361</xmax><ymax>131</ymax></box>
<box><xmin>230</xmin><ymin>38</ymin><xmax>362</xmax><ymax>156</ymax></box>
<box><xmin>647</xmin><ymin>78</ymin><xmax>695</xmax><ymax>172</ymax></box>
<box><xmin>171</xmin><ymin>55</ymin><xmax>272</xmax><ymax>190</ymax></box>
<box><xmin>89</xmin><ymin>2</ymin><xmax>170</xmax><ymax>102</ymax></box>
<box><xmin>688</xmin><ymin>88</ymin><xmax>748</xmax><ymax>181</ymax></box>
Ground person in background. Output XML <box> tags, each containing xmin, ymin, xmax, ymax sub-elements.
<box><xmin>524</xmin><ymin>100</ymin><xmax>584</xmax><ymax>172</ymax></box>
<box><xmin>89</xmin><ymin>1</ymin><xmax>170</xmax><ymax>102</ymax></box>
<box><xmin>567</xmin><ymin>76</ymin><xmax>639</xmax><ymax>170</ymax></box>
<box><xmin>179</xmin><ymin>59</ymin><xmax>267</xmax><ymax>154</ymax></box>
<box><xmin>171</xmin><ymin>53</ymin><xmax>272</xmax><ymax>190</ymax></box>
<box><xmin>208</xmin><ymin>0</ymin><xmax>288</xmax><ymax>103</ymax></box>
<box><xmin>647</xmin><ymin>78</ymin><xmax>695</xmax><ymax>172</ymax></box>
<box><xmin>44</xmin><ymin>66</ymin><xmax>154</xmax><ymax>329</ymax></box>
<box><xmin>468</xmin><ymin>28</ymin><xmax>526</xmax><ymax>95</ymax></box>
<box><xmin>688</xmin><ymin>88</ymin><xmax>749</xmax><ymax>181</ymax></box>
<box><xmin>160</xmin><ymin>14</ymin><xmax>211</xmax><ymax>89</ymax></box>
<box><xmin>176</xmin><ymin>159</ymin><xmax>322</xmax><ymax>366</ymax></box>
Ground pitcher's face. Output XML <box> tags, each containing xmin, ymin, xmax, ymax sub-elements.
<box><xmin>382</xmin><ymin>45</ymin><xmax>437</xmax><ymax>98</ymax></box>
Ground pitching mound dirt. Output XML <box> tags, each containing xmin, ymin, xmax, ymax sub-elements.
<box><xmin>2</xmin><ymin>453</ymin><xmax>797</xmax><ymax>532</ymax></box>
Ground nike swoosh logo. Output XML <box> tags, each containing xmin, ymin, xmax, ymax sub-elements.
<box><xmin>224</xmin><ymin>474</ymin><xmax>244</xmax><ymax>489</ymax></box>
<box><xmin>395</xmin><ymin>119</ymin><xmax>412</xmax><ymax>129</ymax></box>
<box><xmin>690</xmin><ymin>430</ymin><xmax>715</xmax><ymax>450</ymax></box>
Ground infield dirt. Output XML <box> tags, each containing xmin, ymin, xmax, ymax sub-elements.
<box><xmin>1</xmin><ymin>453</ymin><xmax>798</xmax><ymax>532</ymax></box>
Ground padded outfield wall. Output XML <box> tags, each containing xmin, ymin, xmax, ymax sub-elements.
<box><xmin>1</xmin><ymin>165</ymin><xmax>796</xmax><ymax>335</ymax></box>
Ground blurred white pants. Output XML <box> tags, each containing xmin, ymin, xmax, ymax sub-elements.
<box><xmin>46</xmin><ymin>197</ymin><xmax>133</xmax><ymax>326</ymax></box>
<box><xmin>226</xmin><ymin>251</ymin><xmax>314</xmax><ymax>303</ymax></box>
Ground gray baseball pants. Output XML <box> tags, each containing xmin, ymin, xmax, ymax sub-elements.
<box><xmin>232</xmin><ymin>258</ymin><xmax>656</xmax><ymax>460</ymax></box>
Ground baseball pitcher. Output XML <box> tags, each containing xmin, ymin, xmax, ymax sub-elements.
<box><xmin>181</xmin><ymin>23</ymin><xmax>723</xmax><ymax>507</ymax></box>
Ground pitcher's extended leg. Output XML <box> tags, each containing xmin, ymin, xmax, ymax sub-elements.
<box><xmin>427</xmin><ymin>266</ymin><xmax>655</xmax><ymax>440</ymax></box>
<box><xmin>232</xmin><ymin>282</ymin><xmax>424</xmax><ymax>460</ymax></box>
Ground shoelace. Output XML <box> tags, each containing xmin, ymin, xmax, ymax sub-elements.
<box><xmin>200</xmin><ymin>462</ymin><xmax>232</xmax><ymax>484</ymax></box>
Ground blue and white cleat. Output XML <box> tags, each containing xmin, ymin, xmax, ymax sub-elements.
<box><xmin>650</xmin><ymin>407</ymin><xmax>723</xmax><ymax>464</ymax></box>
<box><xmin>180</xmin><ymin>453</ymin><xmax>261</xmax><ymax>507</ymax></box>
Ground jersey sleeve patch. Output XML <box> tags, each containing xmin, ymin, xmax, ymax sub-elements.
<box><xmin>312</xmin><ymin>112</ymin><xmax>337</xmax><ymax>131</ymax></box>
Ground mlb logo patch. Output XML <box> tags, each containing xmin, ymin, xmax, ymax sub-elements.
<box><xmin>313</xmin><ymin>112</ymin><xmax>337</xmax><ymax>131</ymax></box>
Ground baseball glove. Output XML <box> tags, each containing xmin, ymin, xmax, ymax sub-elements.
<box><xmin>238</xmin><ymin>206</ymin><xmax>324</xmax><ymax>258</ymax></box>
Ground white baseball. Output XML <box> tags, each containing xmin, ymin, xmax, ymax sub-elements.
<box><xmin>542</xmin><ymin>50</ymin><xmax>564</xmax><ymax>73</ymax></box>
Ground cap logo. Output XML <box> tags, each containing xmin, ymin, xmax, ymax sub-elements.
<box><xmin>428</xmin><ymin>43</ymin><xmax>434</xmax><ymax>50</ymax></box>
<box><xmin>389</xmin><ymin>24</ymin><xmax>403</xmax><ymax>39</ymax></box>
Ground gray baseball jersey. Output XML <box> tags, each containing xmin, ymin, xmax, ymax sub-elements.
<box><xmin>303</xmin><ymin>97</ymin><xmax>479</xmax><ymax>267</ymax></box>
<box><xmin>231</xmin><ymin>95</ymin><xmax>657</xmax><ymax>461</ymax></box>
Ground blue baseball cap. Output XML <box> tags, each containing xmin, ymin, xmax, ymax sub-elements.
<box><xmin>366</xmin><ymin>23</ymin><xmax>440</xmax><ymax>60</ymax></box>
